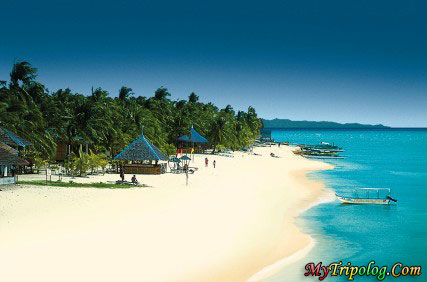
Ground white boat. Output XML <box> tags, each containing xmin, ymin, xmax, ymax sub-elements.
<box><xmin>336</xmin><ymin>188</ymin><xmax>397</xmax><ymax>205</ymax></box>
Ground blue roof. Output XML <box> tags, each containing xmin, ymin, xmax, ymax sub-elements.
<box><xmin>179</xmin><ymin>155</ymin><xmax>191</xmax><ymax>161</ymax></box>
<box><xmin>114</xmin><ymin>132</ymin><xmax>168</xmax><ymax>161</ymax></box>
<box><xmin>177</xmin><ymin>126</ymin><xmax>209</xmax><ymax>143</ymax></box>
<box><xmin>0</xmin><ymin>127</ymin><xmax>33</xmax><ymax>148</ymax></box>
<box><xmin>169</xmin><ymin>156</ymin><xmax>181</xmax><ymax>163</ymax></box>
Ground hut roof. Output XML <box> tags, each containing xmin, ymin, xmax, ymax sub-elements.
<box><xmin>0</xmin><ymin>143</ymin><xmax>29</xmax><ymax>166</ymax></box>
<box><xmin>114</xmin><ymin>133</ymin><xmax>168</xmax><ymax>161</ymax></box>
<box><xmin>0</xmin><ymin>127</ymin><xmax>33</xmax><ymax>148</ymax></box>
<box><xmin>179</xmin><ymin>155</ymin><xmax>191</xmax><ymax>161</ymax></box>
<box><xmin>177</xmin><ymin>126</ymin><xmax>209</xmax><ymax>143</ymax></box>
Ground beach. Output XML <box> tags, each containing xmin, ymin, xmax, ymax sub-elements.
<box><xmin>0</xmin><ymin>145</ymin><xmax>333</xmax><ymax>282</ymax></box>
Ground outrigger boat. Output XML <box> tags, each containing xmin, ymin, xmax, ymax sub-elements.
<box><xmin>299</xmin><ymin>142</ymin><xmax>344</xmax><ymax>152</ymax></box>
<box><xmin>293</xmin><ymin>147</ymin><xmax>345</xmax><ymax>159</ymax></box>
<box><xmin>304</xmin><ymin>155</ymin><xmax>345</xmax><ymax>159</ymax></box>
<box><xmin>336</xmin><ymin>188</ymin><xmax>397</xmax><ymax>205</ymax></box>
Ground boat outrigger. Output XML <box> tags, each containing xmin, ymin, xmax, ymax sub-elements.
<box><xmin>336</xmin><ymin>188</ymin><xmax>397</xmax><ymax>205</ymax></box>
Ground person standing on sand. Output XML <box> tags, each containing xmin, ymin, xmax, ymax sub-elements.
<box><xmin>120</xmin><ymin>169</ymin><xmax>125</xmax><ymax>182</ymax></box>
<box><xmin>213</xmin><ymin>160</ymin><xmax>216</xmax><ymax>168</ymax></box>
<box><xmin>205</xmin><ymin>157</ymin><xmax>208</xmax><ymax>167</ymax></box>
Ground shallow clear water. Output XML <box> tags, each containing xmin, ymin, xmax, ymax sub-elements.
<box><xmin>264</xmin><ymin>129</ymin><xmax>427</xmax><ymax>281</ymax></box>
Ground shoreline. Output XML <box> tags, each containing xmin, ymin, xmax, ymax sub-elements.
<box><xmin>247</xmin><ymin>168</ymin><xmax>336</xmax><ymax>281</ymax></box>
<box><xmin>0</xmin><ymin>146</ymin><xmax>333</xmax><ymax>282</ymax></box>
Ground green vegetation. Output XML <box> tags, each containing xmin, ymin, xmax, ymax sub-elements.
<box><xmin>261</xmin><ymin>118</ymin><xmax>389</xmax><ymax>129</ymax></box>
<box><xmin>33</xmin><ymin>157</ymin><xmax>48</xmax><ymax>173</ymax></box>
<box><xmin>0</xmin><ymin>61</ymin><xmax>262</xmax><ymax>162</ymax></box>
<box><xmin>17</xmin><ymin>180</ymin><xmax>136</xmax><ymax>189</ymax></box>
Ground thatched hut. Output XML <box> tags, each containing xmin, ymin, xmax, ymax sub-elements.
<box><xmin>114</xmin><ymin>132</ymin><xmax>168</xmax><ymax>175</ymax></box>
<box><xmin>0</xmin><ymin>143</ymin><xmax>29</xmax><ymax>185</ymax></box>
<box><xmin>177</xmin><ymin>125</ymin><xmax>209</xmax><ymax>153</ymax></box>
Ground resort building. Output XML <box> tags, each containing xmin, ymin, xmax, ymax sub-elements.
<box><xmin>0</xmin><ymin>143</ymin><xmax>29</xmax><ymax>185</ymax></box>
<box><xmin>0</xmin><ymin>127</ymin><xmax>33</xmax><ymax>149</ymax></box>
<box><xmin>0</xmin><ymin>127</ymin><xmax>32</xmax><ymax>185</ymax></box>
<box><xmin>177</xmin><ymin>125</ymin><xmax>209</xmax><ymax>154</ymax></box>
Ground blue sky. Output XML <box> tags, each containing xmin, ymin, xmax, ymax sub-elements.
<box><xmin>1</xmin><ymin>0</ymin><xmax>426</xmax><ymax>127</ymax></box>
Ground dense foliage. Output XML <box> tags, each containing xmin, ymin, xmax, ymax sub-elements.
<box><xmin>0</xmin><ymin>62</ymin><xmax>262</xmax><ymax>161</ymax></box>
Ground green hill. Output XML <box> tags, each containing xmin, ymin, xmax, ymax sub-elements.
<box><xmin>261</xmin><ymin>118</ymin><xmax>389</xmax><ymax>129</ymax></box>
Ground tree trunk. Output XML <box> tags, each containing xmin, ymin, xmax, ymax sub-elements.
<box><xmin>212</xmin><ymin>135</ymin><xmax>218</xmax><ymax>154</ymax></box>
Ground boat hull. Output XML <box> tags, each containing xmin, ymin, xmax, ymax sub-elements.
<box><xmin>336</xmin><ymin>195</ymin><xmax>390</xmax><ymax>205</ymax></box>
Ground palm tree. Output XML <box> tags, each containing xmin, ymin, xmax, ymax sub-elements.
<box><xmin>210</xmin><ymin>114</ymin><xmax>229</xmax><ymax>154</ymax></box>
<box><xmin>0</xmin><ymin>61</ymin><xmax>263</xmax><ymax>163</ymax></box>
<box><xmin>118</xmin><ymin>86</ymin><xmax>134</xmax><ymax>102</ymax></box>
<box><xmin>154</xmin><ymin>87</ymin><xmax>171</xmax><ymax>100</ymax></box>
<box><xmin>188</xmin><ymin>92</ymin><xmax>199</xmax><ymax>103</ymax></box>
<box><xmin>9</xmin><ymin>61</ymin><xmax>37</xmax><ymax>87</ymax></box>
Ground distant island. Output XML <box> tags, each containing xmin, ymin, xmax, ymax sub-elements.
<box><xmin>261</xmin><ymin>118</ymin><xmax>390</xmax><ymax>129</ymax></box>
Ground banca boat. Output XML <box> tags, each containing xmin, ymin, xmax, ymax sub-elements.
<box><xmin>336</xmin><ymin>188</ymin><xmax>397</xmax><ymax>205</ymax></box>
<box><xmin>300</xmin><ymin>142</ymin><xmax>344</xmax><ymax>152</ymax></box>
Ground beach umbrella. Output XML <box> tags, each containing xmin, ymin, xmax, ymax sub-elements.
<box><xmin>168</xmin><ymin>156</ymin><xmax>181</xmax><ymax>170</ymax></box>
<box><xmin>169</xmin><ymin>156</ymin><xmax>181</xmax><ymax>163</ymax></box>
<box><xmin>179</xmin><ymin>155</ymin><xmax>191</xmax><ymax>166</ymax></box>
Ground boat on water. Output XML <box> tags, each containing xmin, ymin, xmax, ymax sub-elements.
<box><xmin>294</xmin><ymin>148</ymin><xmax>344</xmax><ymax>158</ymax></box>
<box><xmin>336</xmin><ymin>188</ymin><xmax>397</xmax><ymax>205</ymax></box>
<box><xmin>300</xmin><ymin>142</ymin><xmax>344</xmax><ymax>152</ymax></box>
<box><xmin>304</xmin><ymin>155</ymin><xmax>345</xmax><ymax>159</ymax></box>
<box><xmin>294</xmin><ymin>141</ymin><xmax>345</xmax><ymax>159</ymax></box>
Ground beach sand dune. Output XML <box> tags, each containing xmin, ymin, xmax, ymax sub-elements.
<box><xmin>0</xmin><ymin>146</ymin><xmax>332</xmax><ymax>282</ymax></box>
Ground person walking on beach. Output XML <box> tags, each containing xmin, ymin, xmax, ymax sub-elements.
<box><xmin>213</xmin><ymin>160</ymin><xmax>216</xmax><ymax>168</ymax></box>
<box><xmin>205</xmin><ymin>157</ymin><xmax>209</xmax><ymax>167</ymax></box>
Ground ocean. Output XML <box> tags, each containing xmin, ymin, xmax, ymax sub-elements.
<box><xmin>264</xmin><ymin>129</ymin><xmax>427</xmax><ymax>281</ymax></box>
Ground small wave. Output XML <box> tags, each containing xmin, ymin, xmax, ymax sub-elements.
<box><xmin>389</xmin><ymin>170</ymin><xmax>427</xmax><ymax>177</ymax></box>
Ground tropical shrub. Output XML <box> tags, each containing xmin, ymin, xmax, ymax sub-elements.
<box><xmin>73</xmin><ymin>149</ymin><xmax>89</xmax><ymax>176</ymax></box>
<box><xmin>161</xmin><ymin>143</ymin><xmax>176</xmax><ymax>157</ymax></box>
<box><xmin>34</xmin><ymin>157</ymin><xmax>48</xmax><ymax>173</ymax></box>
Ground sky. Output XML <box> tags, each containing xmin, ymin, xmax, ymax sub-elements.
<box><xmin>1</xmin><ymin>0</ymin><xmax>426</xmax><ymax>127</ymax></box>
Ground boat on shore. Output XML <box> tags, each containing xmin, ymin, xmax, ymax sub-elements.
<box><xmin>336</xmin><ymin>188</ymin><xmax>397</xmax><ymax>204</ymax></box>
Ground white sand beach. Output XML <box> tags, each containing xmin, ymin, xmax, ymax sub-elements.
<box><xmin>0</xmin><ymin>146</ymin><xmax>333</xmax><ymax>282</ymax></box>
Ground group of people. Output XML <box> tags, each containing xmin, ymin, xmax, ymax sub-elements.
<box><xmin>204</xmin><ymin>158</ymin><xmax>216</xmax><ymax>168</ymax></box>
<box><xmin>119</xmin><ymin>169</ymin><xmax>139</xmax><ymax>184</ymax></box>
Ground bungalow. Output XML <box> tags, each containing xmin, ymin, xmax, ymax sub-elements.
<box><xmin>0</xmin><ymin>143</ymin><xmax>29</xmax><ymax>185</ymax></box>
<box><xmin>0</xmin><ymin>127</ymin><xmax>32</xmax><ymax>185</ymax></box>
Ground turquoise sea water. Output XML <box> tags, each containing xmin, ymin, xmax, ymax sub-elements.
<box><xmin>265</xmin><ymin>129</ymin><xmax>427</xmax><ymax>281</ymax></box>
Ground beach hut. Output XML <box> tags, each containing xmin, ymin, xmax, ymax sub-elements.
<box><xmin>0</xmin><ymin>143</ymin><xmax>29</xmax><ymax>185</ymax></box>
<box><xmin>0</xmin><ymin>127</ymin><xmax>32</xmax><ymax>149</ymax></box>
<box><xmin>177</xmin><ymin>125</ymin><xmax>209</xmax><ymax>154</ymax></box>
<box><xmin>114</xmin><ymin>132</ymin><xmax>168</xmax><ymax>175</ymax></box>
<box><xmin>0</xmin><ymin>127</ymin><xmax>32</xmax><ymax>176</ymax></box>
